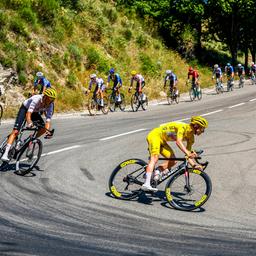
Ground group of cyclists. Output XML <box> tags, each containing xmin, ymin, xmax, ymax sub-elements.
<box><xmin>0</xmin><ymin>60</ymin><xmax>255</xmax><ymax>182</ymax></box>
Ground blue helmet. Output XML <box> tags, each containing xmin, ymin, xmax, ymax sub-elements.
<box><xmin>109</xmin><ymin>68</ymin><xmax>115</xmax><ymax>74</ymax></box>
<box><xmin>227</xmin><ymin>63</ymin><xmax>231</xmax><ymax>66</ymax></box>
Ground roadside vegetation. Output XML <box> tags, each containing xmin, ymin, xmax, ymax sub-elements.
<box><xmin>2</xmin><ymin>0</ymin><xmax>244</xmax><ymax>114</ymax></box>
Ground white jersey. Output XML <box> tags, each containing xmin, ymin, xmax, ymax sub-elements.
<box><xmin>23</xmin><ymin>94</ymin><xmax>54</xmax><ymax>122</ymax></box>
<box><xmin>131</xmin><ymin>74</ymin><xmax>144</xmax><ymax>84</ymax></box>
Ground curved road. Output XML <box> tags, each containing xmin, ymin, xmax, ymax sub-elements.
<box><xmin>0</xmin><ymin>83</ymin><xmax>256</xmax><ymax>255</ymax></box>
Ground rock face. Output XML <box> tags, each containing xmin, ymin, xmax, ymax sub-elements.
<box><xmin>0</xmin><ymin>63</ymin><xmax>25</xmax><ymax>106</ymax></box>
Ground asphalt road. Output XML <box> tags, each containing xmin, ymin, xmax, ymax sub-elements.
<box><xmin>0</xmin><ymin>82</ymin><xmax>256</xmax><ymax>255</ymax></box>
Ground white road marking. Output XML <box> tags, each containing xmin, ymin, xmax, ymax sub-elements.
<box><xmin>41</xmin><ymin>145</ymin><xmax>82</xmax><ymax>156</ymax></box>
<box><xmin>249</xmin><ymin>98</ymin><xmax>256</xmax><ymax>102</ymax></box>
<box><xmin>228</xmin><ymin>103</ymin><xmax>245</xmax><ymax>109</ymax></box>
<box><xmin>201</xmin><ymin>109</ymin><xmax>223</xmax><ymax>116</ymax></box>
<box><xmin>100</xmin><ymin>128</ymin><xmax>147</xmax><ymax>141</ymax></box>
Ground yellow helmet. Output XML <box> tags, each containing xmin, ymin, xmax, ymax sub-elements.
<box><xmin>131</xmin><ymin>70</ymin><xmax>137</xmax><ymax>76</ymax></box>
<box><xmin>190</xmin><ymin>116</ymin><xmax>208</xmax><ymax>128</ymax></box>
<box><xmin>44</xmin><ymin>88</ymin><xmax>57</xmax><ymax>99</ymax></box>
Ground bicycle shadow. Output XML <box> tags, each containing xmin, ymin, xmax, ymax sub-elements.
<box><xmin>0</xmin><ymin>163</ymin><xmax>42</xmax><ymax>177</ymax></box>
<box><xmin>105</xmin><ymin>191</ymin><xmax>206</xmax><ymax>212</ymax></box>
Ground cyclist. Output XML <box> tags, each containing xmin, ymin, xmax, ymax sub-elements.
<box><xmin>187</xmin><ymin>66</ymin><xmax>199</xmax><ymax>89</ymax></box>
<box><xmin>237</xmin><ymin>63</ymin><xmax>245</xmax><ymax>83</ymax></box>
<box><xmin>142</xmin><ymin>116</ymin><xmax>208</xmax><ymax>192</ymax></box>
<box><xmin>212</xmin><ymin>64</ymin><xmax>223</xmax><ymax>82</ymax></box>
<box><xmin>33</xmin><ymin>72</ymin><xmax>51</xmax><ymax>95</ymax></box>
<box><xmin>225</xmin><ymin>63</ymin><xmax>234</xmax><ymax>86</ymax></box>
<box><xmin>86</xmin><ymin>74</ymin><xmax>105</xmax><ymax>107</ymax></box>
<box><xmin>107</xmin><ymin>68</ymin><xmax>123</xmax><ymax>102</ymax></box>
<box><xmin>129</xmin><ymin>70</ymin><xmax>146</xmax><ymax>101</ymax></box>
<box><xmin>1</xmin><ymin>88</ymin><xmax>57</xmax><ymax>162</ymax></box>
<box><xmin>164</xmin><ymin>70</ymin><xmax>178</xmax><ymax>96</ymax></box>
<box><xmin>249</xmin><ymin>62</ymin><xmax>256</xmax><ymax>78</ymax></box>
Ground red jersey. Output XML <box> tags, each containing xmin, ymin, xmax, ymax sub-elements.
<box><xmin>188</xmin><ymin>70</ymin><xmax>199</xmax><ymax>80</ymax></box>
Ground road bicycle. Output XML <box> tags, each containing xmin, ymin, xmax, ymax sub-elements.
<box><xmin>238</xmin><ymin>75</ymin><xmax>244</xmax><ymax>88</ymax></box>
<box><xmin>87</xmin><ymin>93</ymin><xmax>109</xmax><ymax>116</ymax></box>
<box><xmin>0</xmin><ymin>121</ymin><xmax>54</xmax><ymax>175</ymax></box>
<box><xmin>215</xmin><ymin>78</ymin><xmax>224</xmax><ymax>94</ymax></box>
<box><xmin>187</xmin><ymin>80</ymin><xmax>202</xmax><ymax>101</ymax></box>
<box><xmin>108</xmin><ymin>89</ymin><xmax>126</xmax><ymax>112</ymax></box>
<box><xmin>250</xmin><ymin>73</ymin><xmax>256</xmax><ymax>85</ymax></box>
<box><xmin>109</xmin><ymin>150</ymin><xmax>212</xmax><ymax>211</ymax></box>
<box><xmin>166</xmin><ymin>87</ymin><xmax>180</xmax><ymax>104</ymax></box>
<box><xmin>130</xmin><ymin>91</ymin><xmax>148</xmax><ymax>112</ymax></box>
<box><xmin>226</xmin><ymin>76</ymin><xmax>234</xmax><ymax>92</ymax></box>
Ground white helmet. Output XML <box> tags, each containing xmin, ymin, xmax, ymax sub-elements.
<box><xmin>90</xmin><ymin>74</ymin><xmax>97</xmax><ymax>79</ymax></box>
<box><xmin>214</xmin><ymin>64</ymin><xmax>218</xmax><ymax>68</ymax></box>
<box><xmin>36</xmin><ymin>71</ymin><xmax>44</xmax><ymax>77</ymax></box>
<box><xmin>252</xmin><ymin>62</ymin><xmax>255</xmax><ymax>65</ymax></box>
<box><xmin>238</xmin><ymin>63</ymin><xmax>242</xmax><ymax>67</ymax></box>
<box><xmin>166</xmin><ymin>70</ymin><xmax>172</xmax><ymax>75</ymax></box>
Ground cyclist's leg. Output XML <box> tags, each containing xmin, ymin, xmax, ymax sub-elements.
<box><xmin>1</xmin><ymin>105</ymin><xmax>26</xmax><ymax>160</ymax></box>
<box><xmin>158</xmin><ymin>143</ymin><xmax>176</xmax><ymax>171</ymax></box>
<box><xmin>143</xmin><ymin>130</ymin><xmax>161</xmax><ymax>191</ymax></box>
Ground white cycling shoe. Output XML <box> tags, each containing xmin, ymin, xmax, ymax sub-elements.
<box><xmin>141</xmin><ymin>184</ymin><xmax>158</xmax><ymax>192</ymax></box>
<box><xmin>1</xmin><ymin>155</ymin><xmax>10</xmax><ymax>162</ymax></box>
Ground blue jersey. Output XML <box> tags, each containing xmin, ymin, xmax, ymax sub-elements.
<box><xmin>34</xmin><ymin>77</ymin><xmax>51</xmax><ymax>93</ymax></box>
<box><xmin>165</xmin><ymin>73</ymin><xmax>177</xmax><ymax>86</ymax></box>
<box><xmin>225</xmin><ymin>66</ymin><xmax>234</xmax><ymax>75</ymax></box>
<box><xmin>108</xmin><ymin>73</ymin><xmax>122</xmax><ymax>88</ymax></box>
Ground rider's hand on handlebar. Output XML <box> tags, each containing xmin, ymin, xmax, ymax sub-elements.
<box><xmin>187</xmin><ymin>151</ymin><xmax>197</xmax><ymax>159</ymax></box>
<box><xmin>193</xmin><ymin>164</ymin><xmax>203</xmax><ymax>171</ymax></box>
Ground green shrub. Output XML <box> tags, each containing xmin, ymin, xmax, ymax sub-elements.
<box><xmin>122</xmin><ymin>29</ymin><xmax>132</xmax><ymax>41</ymax></box>
<box><xmin>68</xmin><ymin>43</ymin><xmax>82</xmax><ymax>65</ymax></box>
<box><xmin>19</xmin><ymin>7</ymin><xmax>37</xmax><ymax>25</ymax></box>
<box><xmin>103</xmin><ymin>6</ymin><xmax>118</xmax><ymax>23</ymax></box>
<box><xmin>16</xmin><ymin>52</ymin><xmax>28</xmax><ymax>72</ymax></box>
<box><xmin>136</xmin><ymin>34</ymin><xmax>147</xmax><ymax>48</ymax></box>
<box><xmin>52</xmin><ymin>24</ymin><xmax>65</xmax><ymax>43</ymax></box>
<box><xmin>114</xmin><ymin>36</ymin><xmax>127</xmax><ymax>49</ymax></box>
<box><xmin>18</xmin><ymin>70</ymin><xmax>27</xmax><ymax>85</ymax></box>
<box><xmin>66</xmin><ymin>71</ymin><xmax>77</xmax><ymax>89</ymax></box>
<box><xmin>9</xmin><ymin>16</ymin><xmax>28</xmax><ymax>36</ymax></box>
<box><xmin>34</xmin><ymin>0</ymin><xmax>60</xmax><ymax>25</ymax></box>
<box><xmin>0</xmin><ymin>11</ymin><xmax>8</xmax><ymax>28</ymax></box>
<box><xmin>86</xmin><ymin>47</ymin><xmax>109</xmax><ymax>73</ymax></box>
<box><xmin>60</xmin><ymin>14</ymin><xmax>74</xmax><ymax>37</ymax></box>
<box><xmin>51</xmin><ymin>53</ymin><xmax>64</xmax><ymax>73</ymax></box>
<box><xmin>139</xmin><ymin>53</ymin><xmax>157</xmax><ymax>75</ymax></box>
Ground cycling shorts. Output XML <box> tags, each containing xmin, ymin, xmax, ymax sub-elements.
<box><xmin>136</xmin><ymin>81</ymin><xmax>145</xmax><ymax>92</ymax></box>
<box><xmin>147</xmin><ymin>128</ymin><xmax>174</xmax><ymax>157</ymax></box>
<box><xmin>14</xmin><ymin>105</ymin><xmax>45</xmax><ymax>131</ymax></box>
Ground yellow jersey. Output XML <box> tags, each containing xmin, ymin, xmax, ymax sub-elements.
<box><xmin>157</xmin><ymin>122</ymin><xmax>194</xmax><ymax>150</ymax></box>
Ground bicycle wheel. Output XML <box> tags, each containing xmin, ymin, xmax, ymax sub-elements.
<box><xmin>197</xmin><ymin>88</ymin><xmax>202</xmax><ymax>100</ymax></box>
<box><xmin>109</xmin><ymin>94</ymin><xmax>116</xmax><ymax>112</ymax></box>
<box><xmin>131</xmin><ymin>94</ymin><xmax>140</xmax><ymax>112</ymax></box>
<box><xmin>189</xmin><ymin>88</ymin><xmax>196</xmax><ymax>101</ymax></box>
<box><xmin>15</xmin><ymin>139</ymin><xmax>43</xmax><ymax>175</ymax></box>
<box><xmin>101</xmin><ymin>96</ymin><xmax>109</xmax><ymax>115</ymax></box>
<box><xmin>165</xmin><ymin>169</ymin><xmax>212</xmax><ymax>211</ymax></box>
<box><xmin>175</xmin><ymin>93</ymin><xmax>180</xmax><ymax>104</ymax></box>
<box><xmin>119</xmin><ymin>93</ymin><xmax>126</xmax><ymax>111</ymax></box>
<box><xmin>167</xmin><ymin>91</ymin><xmax>173</xmax><ymax>105</ymax></box>
<box><xmin>88</xmin><ymin>98</ymin><xmax>97</xmax><ymax>116</ymax></box>
<box><xmin>141</xmin><ymin>95</ymin><xmax>148</xmax><ymax>111</ymax></box>
<box><xmin>109</xmin><ymin>159</ymin><xmax>147</xmax><ymax>200</ymax></box>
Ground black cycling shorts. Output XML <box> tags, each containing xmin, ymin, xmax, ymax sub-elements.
<box><xmin>14</xmin><ymin>105</ymin><xmax>45</xmax><ymax>131</ymax></box>
<box><xmin>136</xmin><ymin>81</ymin><xmax>145</xmax><ymax>91</ymax></box>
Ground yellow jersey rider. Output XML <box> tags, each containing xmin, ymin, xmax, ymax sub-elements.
<box><xmin>142</xmin><ymin>116</ymin><xmax>208</xmax><ymax>192</ymax></box>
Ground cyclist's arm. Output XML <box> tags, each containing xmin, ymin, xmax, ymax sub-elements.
<box><xmin>26</xmin><ymin>112</ymin><xmax>33</xmax><ymax>127</ymax></box>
